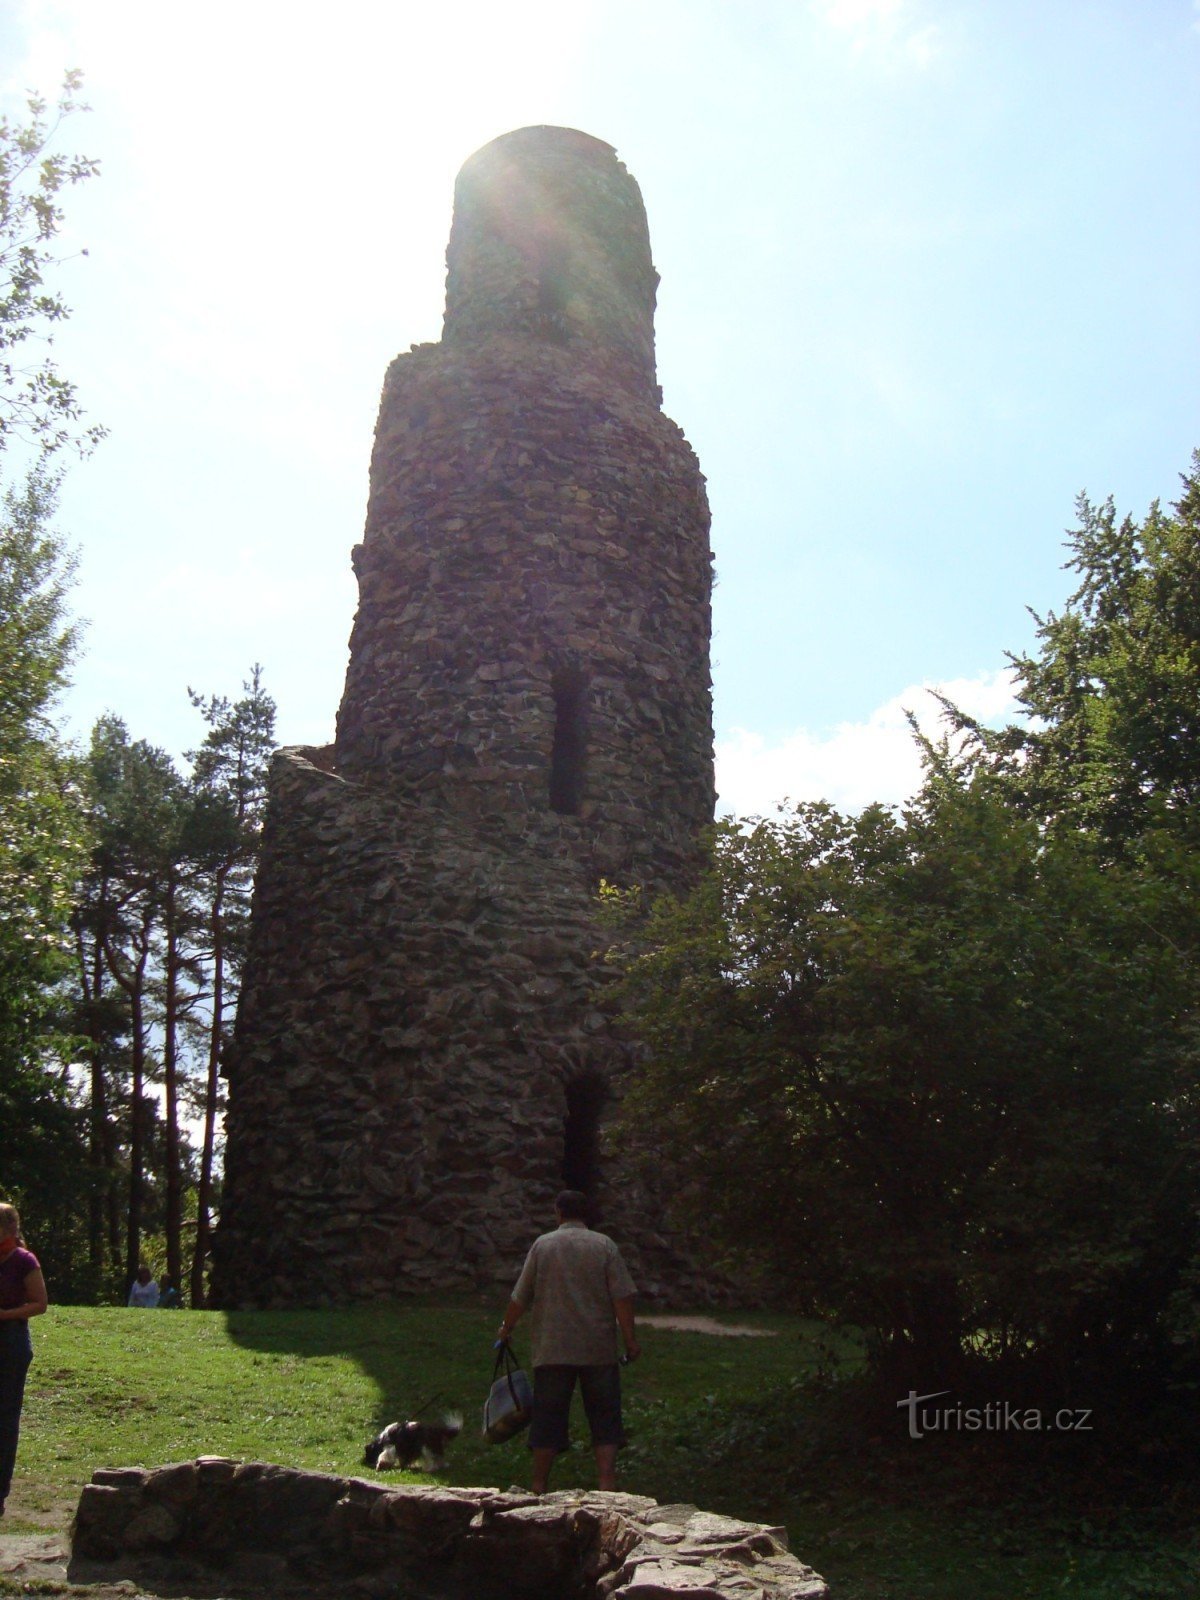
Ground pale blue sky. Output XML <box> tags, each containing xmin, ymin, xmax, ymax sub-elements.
<box><xmin>4</xmin><ymin>0</ymin><xmax>1198</xmax><ymax>816</ymax></box>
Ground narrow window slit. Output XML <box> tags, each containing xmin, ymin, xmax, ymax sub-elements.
<box><xmin>549</xmin><ymin>667</ymin><xmax>587</xmax><ymax>815</ymax></box>
<box><xmin>562</xmin><ymin>1071</ymin><xmax>608</xmax><ymax>1195</ymax></box>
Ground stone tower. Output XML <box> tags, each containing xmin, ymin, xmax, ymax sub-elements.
<box><xmin>213</xmin><ymin>128</ymin><xmax>714</xmax><ymax>1307</ymax></box>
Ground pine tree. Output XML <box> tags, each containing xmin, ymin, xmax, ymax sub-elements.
<box><xmin>185</xmin><ymin>668</ymin><xmax>275</xmax><ymax>1304</ymax></box>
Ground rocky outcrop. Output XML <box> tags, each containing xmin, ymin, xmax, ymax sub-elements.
<box><xmin>214</xmin><ymin>126</ymin><xmax>715</xmax><ymax>1306</ymax></box>
<box><xmin>71</xmin><ymin>1460</ymin><xmax>828</xmax><ymax>1600</ymax></box>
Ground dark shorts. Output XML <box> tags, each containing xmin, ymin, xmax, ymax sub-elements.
<box><xmin>529</xmin><ymin>1363</ymin><xmax>624</xmax><ymax>1451</ymax></box>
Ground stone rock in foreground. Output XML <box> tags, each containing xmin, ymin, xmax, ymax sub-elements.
<box><xmin>71</xmin><ymin>1459</ymin><xmax>827</xmax><ymax>1600</ymax></box>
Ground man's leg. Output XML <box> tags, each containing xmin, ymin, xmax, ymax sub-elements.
<box><xmin>578</xmin><ymin>1365</ymin><xmax>624</xmax><ymax>1493</ymax></box>
<box><xmin>593</xmin><ymin>1443</ymin><xmax>618</xmax><ymax>1491</ymax></box>
<box><xmin>529</xmin><ymin>1366</ymin><xmax>574</xmax><ymax>1494</ymax></box>
<box><xmin>531</xmin><ymin>1447</ymin><xmax>557</xmax><ymax>1494</ymax></box>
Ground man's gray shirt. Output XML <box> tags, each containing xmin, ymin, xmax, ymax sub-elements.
<box><xmin>511</xmin><ymin>1219</ymin><xmax>636</xmax><ymax>1366</ymax></box>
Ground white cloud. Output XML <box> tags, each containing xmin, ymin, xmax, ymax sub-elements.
<box><xmin>716</xmin><ymin>668</ymin><xmax>1018</xmax><ymax>819</ymax></box>
<box><xmin>811</xmin><ymin>0</ymin><xmax>943</xmax><ymax>69</ymax></box>
<box><xmin>818</xmin><ymin>0</ymin><xmax>904</xmax><ymax>26</ymax></box>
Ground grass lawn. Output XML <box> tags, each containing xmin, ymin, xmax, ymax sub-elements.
<box><xmin>4</xmin><ymin>1301</ymin><xmax>1197</xmax><ymax>1599</ymax></box>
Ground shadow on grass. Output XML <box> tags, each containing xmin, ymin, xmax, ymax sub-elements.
<box><xmin>25</xmin><ymin>1303</ymin><xmax>1200</xmax><ymax>1600</ymax></box>
<box><xmin>211</xmin><ymin>1304</ymin><xmax>1200</xmax><ymax>1599</ymax></box>
<box><xmin>221</xmin><ymin>1299</ymin><xmax>494</xmax><ymax>1423</ymax></box>
<box><xmin>216</xmin><ymin>1300</ymin><xmax>849</xmax><ymax>1497</ymax></box>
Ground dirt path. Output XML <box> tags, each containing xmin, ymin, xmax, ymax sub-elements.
<box><xmin>0</xmin><ymin>1530</ymin><xmax>230</xmax><ymax>1600</ymax></box>
<box><xmin>0</xmin><ymin>1531</ymin><xmax>75</xmax><ymax>1592</ymax></box>
<box><xmin>640</xmin><ymin>1315</ymin><xmax>778</xmax><ymax>1337</ymax></box>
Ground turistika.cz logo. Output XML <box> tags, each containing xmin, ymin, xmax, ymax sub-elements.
<box><xmin>897</xmin><ymin>1390</ymin><xmax>1093</xmax><ymax>1440</ymax></box>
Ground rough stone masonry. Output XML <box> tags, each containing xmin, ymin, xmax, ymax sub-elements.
<box><xmin>71</xmin><ymin>1460</ymin><xmax>829</xmax><ymax>1600</ymax></box>
<box><xmin>212</xmin><ymin>127</ymin><xmax>715</xmax><ymax>1308</ymax></box>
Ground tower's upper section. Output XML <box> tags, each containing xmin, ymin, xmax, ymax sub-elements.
<box><xmin>335</xmin><ymin>126</ymin><xmax>713</xmax><ymax>889</ymax></box>
<box><xmin>443</xmin><ymin>126</ymin><xmax>659</xmax><ymax>402</ymax></box>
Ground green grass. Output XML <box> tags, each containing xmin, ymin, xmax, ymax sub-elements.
<box><xmin>7</xmin><ymin>1303</ymin><xmax>1198</xmax><ymax>1599</ymax></box>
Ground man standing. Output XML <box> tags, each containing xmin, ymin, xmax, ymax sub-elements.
<box><xmin>497</xmin><ymin>1190</ymin><xmax>641</xmax><ymax>1493</ymax></box>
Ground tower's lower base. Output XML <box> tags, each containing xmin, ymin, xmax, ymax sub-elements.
<box><xmin>212</xmin><ymin>748</ymin><xmax>718</xmax><ymax>1309</ymax></box>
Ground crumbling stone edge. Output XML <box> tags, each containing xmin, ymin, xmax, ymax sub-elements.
<box><xmin>71</xmin><ymin>1457</ymin><xmax>828</xmax><ymax>1599</ymax></box>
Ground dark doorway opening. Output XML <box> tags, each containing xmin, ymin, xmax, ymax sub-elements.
<box><xmin>562</xmin><ymin>1072</ymin><xmax>608</xmax><ymax>1196</ymax></box>
<box><xmin>549</xmin><ymin>667</ymin><xmax>587</xmax><ymax>815</ymax></box>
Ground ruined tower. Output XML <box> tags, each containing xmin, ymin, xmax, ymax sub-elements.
<box><xmin>213</xmin><ymin>128</ymin><xmax>714</xmax><ymax>1306</ymax></box>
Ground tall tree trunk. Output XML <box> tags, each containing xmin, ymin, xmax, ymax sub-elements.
<box><xmin>895</xmin><ymin>1275</ymin><xmax>966</xmax><ymax>1392</ymax></box>
<box><xmin>103</xmin><ymin>901</ymin><xmax>153</xmax><ymax>1296</ymax></box>
<box><xmin>186</xmin><ymin>664</ymin><xmax>277</xmax><ymax>1306</ymax></box>
<box><xmin>191</xmin><ymin>865</ymin><xmax>227</xmax><ymax>1308</ymax></box>
<box><xmin>162</xmin><ymin>873</ymin><xmax>183</xmax><ymax>1290</ymax></box>
<box><xmin>75</xmin><ymin>917</ymin><xmax>124</xmax><ymax>1281</ymax></box>
<box><xmin>125</xmin><ymin>978</ymin><xmax>146</xmax><ymax>1291</ymax></box>
<box><xmin>87</xmin><ymin>1052</ymin><xmax>108</xmax><ymax>1272</ymax></box>
<box><xmin>75</xmin><ymin>923</ymin><xmax>109</xmax><ymax>1274</ymax></box>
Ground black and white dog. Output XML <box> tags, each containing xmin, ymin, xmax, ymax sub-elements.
<box><xmin>363</xmin><ymin>1413</ymin><xmax>462</xmax><ymax>1472</ymax></box>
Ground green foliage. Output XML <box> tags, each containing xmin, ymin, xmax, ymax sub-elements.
<box><xmin>0</xmin><ymin>68</ymin><xmax>101</xmax><ymax>1282</ymax></box>
<box><xmin>0</xmin><ymin>465</ymin><xmax>91</xmax><ymax>1272</ymax></box>
<box><xmin>956</xmin><ymin>451</ymin><xmax>1200</xmax><ymax>851</ymax></box>
<box><xmin>77</xmin><ymin>716</ymin><xmax>205</xmax><ymax>1289</ymax></box>
<box><xmin>183</xmin><ymin>665</ymin><xmax>275</xmax><ymax>1304</ymax></box>
<box><xmin>0</xmin><ymin>69</ymin><xmax>103</xmax><ymax>457</ymax></box>
<box><xmin>612</xmin><ymin>452</ymin><xmax>1200</xmax><ymax>1393</ymax></box>
<box><xmin>612</xmin><ymin>769</ymin><xmax>1198</xmax><ymax>1385</ymax></box>
<box><xmin>86</xmin><ymin>715</ymin><xmax>189</xmax><ymax>878</ymax></box>
<box><xmin>188</xmin><ymin>664</ymin><xmax>276</xmax><ymax>828</ymax></box>
<box><xmin>940</xmin><ymin>451</ymin><xmax>1200</xmax><ymax>1364</ymax></box>
<box><xmin>66</xmin><ymin>675</ymin><xmax>276</xmax><ymax>1302</ymax></box>
<box><xmin>0</xmin><ymin>465</ymin><xmax>75</xmax><ymax>720</ymax></box>
<box><xmin>184</xmin><ymin>663</ymin><xmax>276</xmax><ymax>979</ymax></box>
<box><xmin>0</xmin><ymin>467</ymin><xmax>83</xmax><ymax>965</ymax></box>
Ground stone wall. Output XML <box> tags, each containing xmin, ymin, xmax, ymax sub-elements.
<box><xmin>334</xmin><ymin>336</ymin><xmax>714</xmax><ymax>886</ymax></box>
<box><xmin>72</xmin><ymin>1460</ymin><xmax>829</xmax><ymax>1600</ymax></box>
<box><xmin>213</xmin><ymin>126</ymin><xmax>715</xmax><ymax>1307</ymax></box>
<box><xmin>443</xmin><ymin>127</ymin><xmax>661</xmax><ymax>406</ymax></box>
<box><xmin>215</xmin><ymin>747</ymin><xmax>711</xmax><ymax>1303</ymax></box>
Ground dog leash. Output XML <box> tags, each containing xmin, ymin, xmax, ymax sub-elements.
<box><xmin>410</xmin><ymin>1390</ymin><xmax>447</xmax><ymax>1420</ymax></box>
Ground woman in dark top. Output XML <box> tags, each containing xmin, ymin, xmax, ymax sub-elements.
<box><xmin>0</xmin><ymin>1203</ymin><xmax>48</xmax><ymax>1516</ymax></box>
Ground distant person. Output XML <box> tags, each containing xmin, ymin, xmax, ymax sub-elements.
<box><xmin>127</xmin><ymin>1265</ymin><xmax>159</xmax><ymax>1307</ymax></box>
<box><xmin>156</xmin><ymin>1274</ymin><xmax>181</xmax><ymax>1309</ymax></box>
<box><xmin>496</xmin><ymin>1190</ymin><xmax>640</xmax><ymax>1494</ymax></box>
<box><xmin>0</xmin><ymin>1202</ymin><xmax>48</xmax><ymax>1518</ymax></box>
